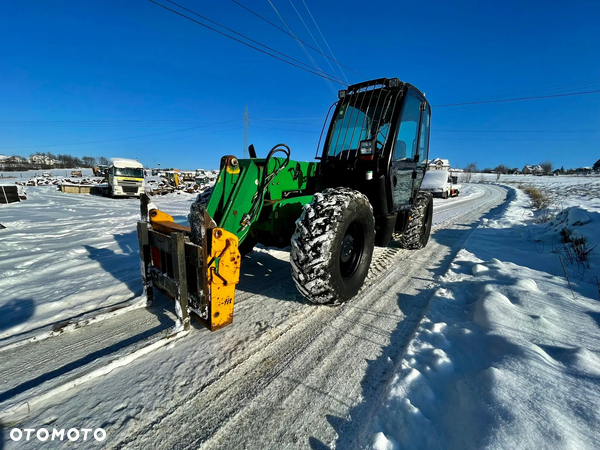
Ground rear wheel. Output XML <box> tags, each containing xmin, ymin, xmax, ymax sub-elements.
<box><xmin>398</xmin><ymin>191</ymin><xmax>433</xmax><ymax>249</ymax></box>
<box><xmin>290</xmin><ymin>188</ymin><xmax>375</xmax><ymax>305</ymax></box>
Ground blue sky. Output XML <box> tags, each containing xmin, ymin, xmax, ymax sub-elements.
<box><xmin>1</xmin><ymin>0</ymin><xmax>599</xmax><ymax>170</ymax></box>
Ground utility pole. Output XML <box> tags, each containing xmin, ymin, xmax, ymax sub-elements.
<box><xmin>243</xmin><ymin>105</ymin><xmax>249</xmax><ymax>158</ymax></box>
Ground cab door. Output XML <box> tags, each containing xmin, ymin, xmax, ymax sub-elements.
<box><xmin>391</xmin><ymin>90</ymin><xmax>424</xmax><ymax>211</ymax></box>
<box><xmin>413</xmin><ymin>101</ymin><xmax>431</xmax><ymax>194</ymax></box>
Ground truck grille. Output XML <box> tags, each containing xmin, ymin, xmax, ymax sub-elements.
<box><xmin>123</xmin><ymin>186</ymin><xmax>140</xmax><ymax>194</ymax></box>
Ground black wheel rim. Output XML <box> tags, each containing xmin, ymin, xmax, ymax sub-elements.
<box><xmin>340</xmin><ymin>221</ymin><xmax>364</xmax><ymax>279</ymax></box>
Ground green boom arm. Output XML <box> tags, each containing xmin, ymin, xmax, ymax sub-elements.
<box><xmin>205</xmin><ymin>151</ymin><xmax>319</xmax><ymax>247</ymax></box>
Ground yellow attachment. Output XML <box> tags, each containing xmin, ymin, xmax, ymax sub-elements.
<box><xmin>149</xmin><ymin>209</ymin><xmax>174</xmax><ymax>223</ymax></box>
<box><xmin>149</xmin><ymin>209</ymin><xmax>191</xmax><ymax>235</ymax></box>
<box><xmin>206</xmin><ymin>227</ymin><xmax>241</xmax><ymax>330</ymax></box>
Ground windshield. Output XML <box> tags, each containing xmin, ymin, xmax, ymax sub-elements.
<box><xmin>115</xmin><ymin>167</ymin><xmax>143</xmax><ymax>178</ymax></box>
<box><xmin>326</xmin><ymin>90</ymin><xmax>396</xmax><ymax>158</ymax></box>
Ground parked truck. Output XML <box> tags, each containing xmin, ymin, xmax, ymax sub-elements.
<box><xmin>420</xmin><ymin>169</ymin><xmax>459</xmax><ymax>199</ymax></box>
<box><xmin>107</xmin><ymin>158</ymin><xmax>145</xmax><ymax>197</ymax></box>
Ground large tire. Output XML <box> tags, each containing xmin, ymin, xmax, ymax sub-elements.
<box><xmin>398</xmin><ymin>191</ymin><xmax>433</xmax><ymax>250</ymax></box>
<box><xmin>190</xmin><ymin>185</ymin><xmax>257</xmax><ymax>256</ymax></box>
<box><xmin>290</xmin><ymin>188</ymin><xmax>375</xmax><ymax>305</ymax></box>
<box><xmin>196</xmin><ymin>185</ymin><xmax>213</xmax><ymax>206</ymax></box>
<box><xmin>188</xmin><ymin>185</ymin><xmax>215</xmax><ymax>246</ymax></box>
<box><xmin>238</xmin><ymin>233</ymin><xmax>258</xmax><ymax>257</ymax></box>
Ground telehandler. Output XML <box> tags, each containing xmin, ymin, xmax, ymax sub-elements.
<box><xmin>137</xmin><ymin>78</ymin><xmax>433</xmax><ymax>331</ymax></box>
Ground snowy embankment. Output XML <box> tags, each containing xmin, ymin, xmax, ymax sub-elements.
<box><xmin>0</xmin><ymin>186</ymin><xmax>196</xmax><ymax>344</ymax></box>
<box><xmin>372</xmin><ymin>186</ymin><xmax>600</xmax><ymax>449</ymax></box>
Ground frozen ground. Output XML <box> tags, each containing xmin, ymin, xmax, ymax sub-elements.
<box><xmin>0</xmin><ymin>176</ymin><xmax>599</xmax><ymax>448</ymax></box>
<box><xmin>0</xmin><ymin>184</ymin><xmax>196</xmax><ymax>344</ymax></box>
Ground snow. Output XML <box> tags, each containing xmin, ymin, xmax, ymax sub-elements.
<box><xmin>0</xmin><ymin>175</ymin><xmax>599</xmax><ymax>448</ymax></box>
<box><xmin>371</xmin><ymin>180</ymin><xmax>600</xmax><ymax>449</ymax></box>
<box><xmin>0</xmin><ymin>184</ymin><xmax>197</xmax><ymax>345</ymax></box>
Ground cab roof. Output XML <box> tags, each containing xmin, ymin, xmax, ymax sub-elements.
<box><xmin>109</xmin><ymin>158</ymin><xmax>143</xmax><ymax>169</ymax></box>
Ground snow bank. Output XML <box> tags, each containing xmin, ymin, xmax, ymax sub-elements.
<box><xmin>371</xmin><ymin>183</ymin><xmax>600</xmax><ymax>449</ymax></box>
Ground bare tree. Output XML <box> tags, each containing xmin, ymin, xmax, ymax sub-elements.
<box><xmin>82</xmin><ymin>156</ymin><xmax>96</xmax><ymax>167</ymax></box>
<box><xmin>464</xmin><ymin>162</ymin><xmax>477</xmax><ymax>183</ymax></box>
<box><xmin>494</xmin><ymin>164</ymin><xmax>509</xmax><ymax>181</ymax></box>
<box><xmin>540</xmin><ymin>161</ymin><xmax>553</xmax><ymax>175</ymax></box>
<box><xmin>494</xmin><ymin>164</ymin><xmax>509</xmax><ymax>174</ymax></box>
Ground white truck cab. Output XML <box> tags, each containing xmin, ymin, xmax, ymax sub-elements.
<box><xmin>107</xmin><ymin>158</ymin><xmax>145</xmax><ymax>197</ymax></box>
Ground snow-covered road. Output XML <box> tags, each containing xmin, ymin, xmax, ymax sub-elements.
<box><xmin>0</xmin><ymin>184</ymin><xmax>507</xmax><ymax>448</ymax></box>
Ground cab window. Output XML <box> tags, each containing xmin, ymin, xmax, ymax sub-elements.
<box><xmin>417</xmin><ymin>105</ymin><xmax>430</xmax><ymax>167</ymax></box>
<box><xmin>394</xmin><ymin>93</ymin><xmax>422</xmax><ymax>161</ymax></box>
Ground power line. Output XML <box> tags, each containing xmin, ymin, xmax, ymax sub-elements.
<box><xmin>288</xmin><ymin>0</ymin><xmax>339</xmax><ymax>81</ymax></box>
<box><xmin>0</xmin><ymin>120</ymin><xmax>229</xmax><ymax>128</ymax></box>
<box><xmin>0</xmin><ymin>120</ymin><xmax>240</xmax><ymax>149</ymax></box>
<box><xmin>229</xmin><ymin>0</ymin><xmax>364</xmax><ymax>81</ymax></box>
<box><xmin>431</xmin><ymin>137</ymin><xmax>596</xmax><ymax>141</ymax></box>
<box><xmin>0</xmin><ymin>117</ymin><xmax>324</xmax><ymax>128</ymax></box>
<box><xmin>267</xmin><ymin>0</ymin><xmax>336</xmax><ymax>94</ymax></box>
<box><xmin>435</xmin><ymin>129</ymin><xmax>600</xmax><ymax>133</ymax></box>
<box><xmin>301</xmin><ymin>0</ymin><xmax>348</xmax><ymax>84</ymax></box>
<box><xmin>434</xmin><ymin>79</ymin><xmax>600</xmax><ymax>115</ymax></box>
<box><xmin>6</xmin><ymin>127</ymin><xmax>244</xmax><ymax>155</ymax></box>
<box><xmin>251</xmin><ymin>125</ymin><xmax>318</xmax><ymax>133</ymax></box>
<box><xmin>433</xmin><ymin>89</ymin><xmax>600</xmax><ymax>107</ymax></box>
<box><xmin>161</xmin><ymin>0</ymin><xmax>345</xmax><ymax>85</ymax></box>
<box><xmin>149</xmin><ymin>0</ymin><xmax>346</xmax><ymax>85</ymax></box>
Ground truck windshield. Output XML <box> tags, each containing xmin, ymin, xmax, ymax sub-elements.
<box><xmin>115</xmin><ymin>167</ymin><xmax>143</xmax><ymax>178</ymax></box>
<box><xmin>326</xmin><ymin>90</ymin><xmax>396</xmax><ymax>158</ymax></box>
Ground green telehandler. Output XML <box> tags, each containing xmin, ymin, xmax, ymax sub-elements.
<box><xmin>137</xmin><ymin>77</ymin><xmax>433</xmax><ymax>332</ymax></box>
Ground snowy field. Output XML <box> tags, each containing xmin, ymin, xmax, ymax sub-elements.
<box><xmin>0</xmin><ymin>175</ymin><xmax>599</xmax><ymax>448</ymax></box>
<box><xmin>0</xmin><ymin>183</ymin><xmax>196</xmax><ymax>345</ymax></box>
<box><xmin>478</xmin><ymin>173</ymin><xmax>600</xmax><ymax>209</ymax></box>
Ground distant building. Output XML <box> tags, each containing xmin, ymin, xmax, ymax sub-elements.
<box><xmin>576</xmin><ymin>167</ymin><xmax>593</xmax><ymax>175</ymax></box>
<box><xmin>1</xmin><ymin>155</ymin><xmax>27</xmax><ymax>170</ymax></box>
<box><xmin>522</xmin><ymin>165</ymin><xmax>543</xmax><ymax>175</ymax></box>
<box><xmin>29</xmin><ymin>154</ymin><xmax>56</xmax><ymax>166</ymax></box>
<box><xmin>428</xmin><ymin>158</ymin><xmax>450</xmax><ymax>170</ymax></box>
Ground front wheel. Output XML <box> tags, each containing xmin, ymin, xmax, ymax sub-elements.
<box><xmin>290</xmin><ymin>188</ymin><xmax>375</xmax><ymax>305</ymax></box>
<box><xmin>398</xmin><ymin>191</ymin><xmax>433</xmax><ymax>250</ymax></box>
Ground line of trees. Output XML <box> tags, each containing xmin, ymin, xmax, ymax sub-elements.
<box><xmin>0</xmin><ymin>152</ymin><xmax>109</xmax><ymax>171</ymax></box>
<box><xmin>464</xmin><ymin>161</ymin><xmax>555</xmax><ymax>176</ymax></box>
